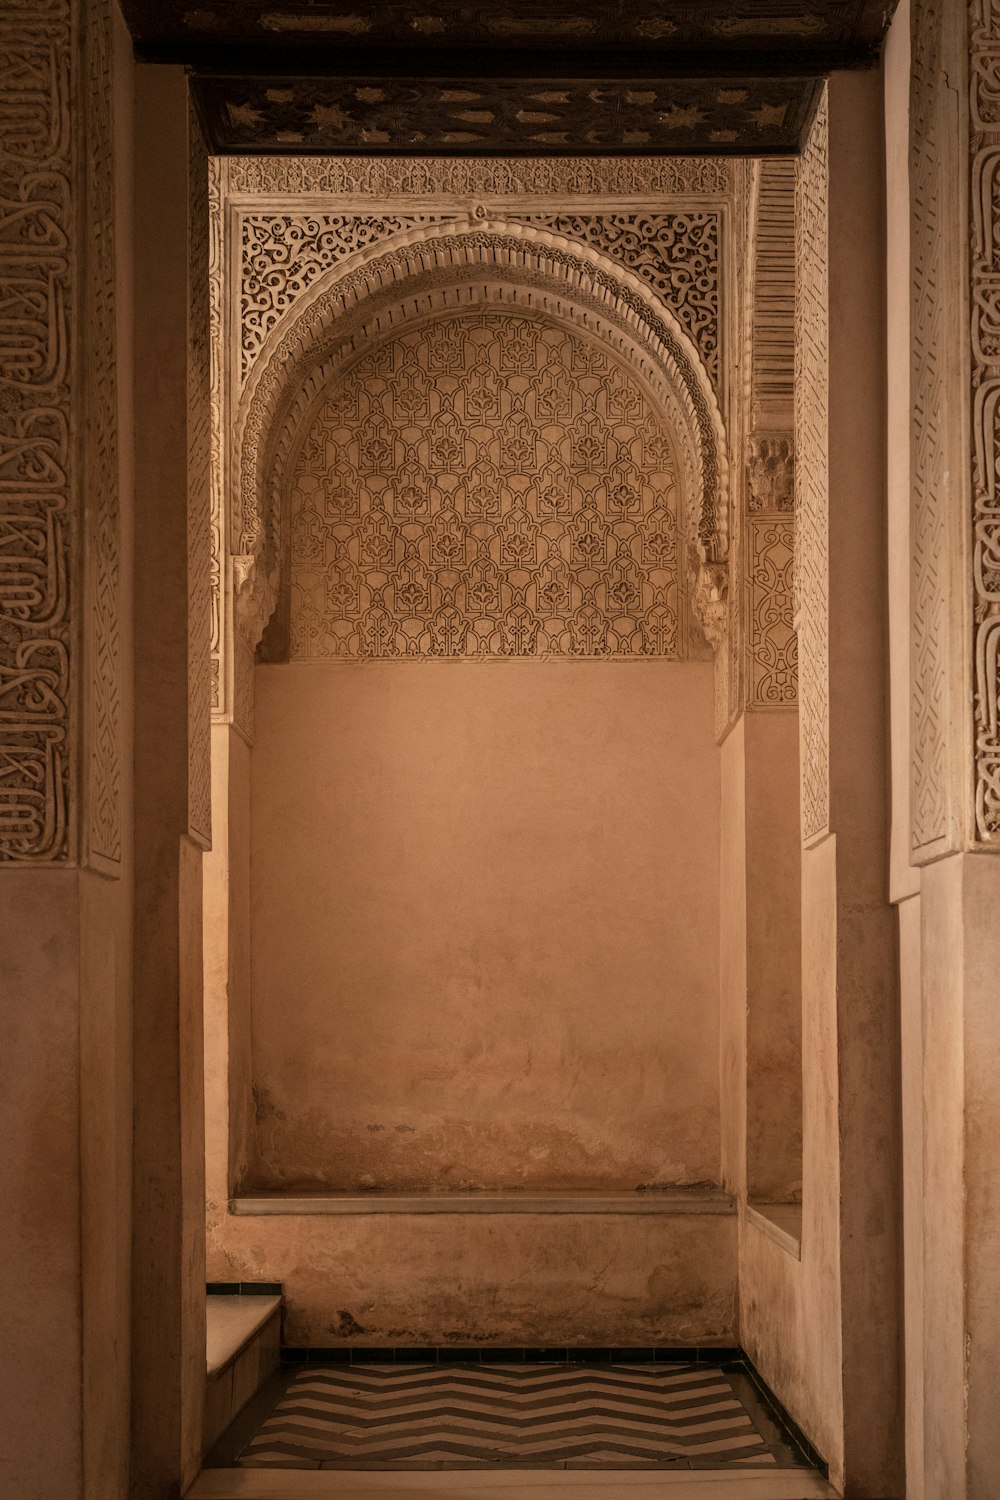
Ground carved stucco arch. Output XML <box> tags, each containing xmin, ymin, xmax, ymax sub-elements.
<box><xmin>232</xmin><ymin>219</ymin><xmax>730</xmax><ymax>648</ymax></box>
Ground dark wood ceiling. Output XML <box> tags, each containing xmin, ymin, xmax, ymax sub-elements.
<box><xmin>119</xmin><ymin>1</ymin><xmax>899</xmax><ymax>156</ymax></box>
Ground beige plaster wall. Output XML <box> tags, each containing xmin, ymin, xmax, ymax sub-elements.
<box><xmin>248</xmin><ymin>659</ymin><xmax>720</xmax><ymax>1193</ymax></box>
<box><xmin>131</xmin><ymin>64</ymin><xmax>207</xmax><ymax>1495</ymax></box>
<box><xmin>210</xmin><ymin>1210</ymin><xmax>737</xmax><ymax>1347</ymax></box>
<box><xmin>737</xmin><ymin>69</ymin><xmax>901</xmax><ymax>1498</ymax></box>
<box><xmin>744</xmin><ymin>711</ymin><xmax>802</xmax><ymax>1202</ymax></box>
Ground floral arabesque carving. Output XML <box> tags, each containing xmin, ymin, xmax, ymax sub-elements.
<box><xmin>233</xmin><ymin>222</ymin><xmax>729</xmax><ymax>656</ymax></box>
<box><xmin>525</xmin><ymin>212</ymin><xmax>720</xmax><ymax>384</ymax></box>
<box><xmin>239</xmin><ymin>212</ymin><xmax>458</xmax><ymax>385</ymax></box>
<box><xmin>286</xmin><ymin>309</ymin><xmax>685</xmax><ymax>659</ymax></box>
<box><xmin>238</xmin><ymin>209</ymin><xmax>721</xmax><ymax>395</ymax></box>
<box><xmin>225</xmin><ymin>155</ymin><xmax>733</xmax><ymax>200</ymax></box>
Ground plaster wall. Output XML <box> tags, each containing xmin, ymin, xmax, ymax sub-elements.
<box><xmin>737</xmin><ymin>68</ymin><xmax>901</xmax><ymax>1498</ymax></box>
<box><xmin>744</xmin><ymin>711</ymin><xmax>802</xmax><ymax>1202</ymax></box>
<box><xmin>738</xmin><ymin>834</ymin><xmax>844</xmax><ymax>1476</ymax></box>
<box><xmin>131</xmin><ymin>64</ymin><xmax>207</xmax><ymax>1494</ymax></box>
<box><xmin>248</xmin><ymin>659</ymin><xmax>721</xmax><ymax>1194</ymax></box>
<box><xmin>209</xmin><ymin>1209</ymin><xmax>737</xmax><ymax>1348</ymax></box>
<box><xmin>0</xmin><ymin>9</ymin><xmax>137</xmax><ymax>1498</ymax></box>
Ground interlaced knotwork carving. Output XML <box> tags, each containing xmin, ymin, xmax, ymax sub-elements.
<box><xmin>794</xmin><ymin>94</ymin><xmax>831</xmax><ymax>845</ymax></box>
<box><xmin>747</xmin><ymin>519</ymin><xmax>797</xmax><ymax>705</ymax></box>
<box><xmin>970</xmin><ymin>0</ymin><xmax>1000</xmax><ymax>841</ymax></box>
<box><xmin>288</xmin><ymin>309</ymin><xmax>685</xmax><ymax>660</ymax></box>
<box><xmin>0</xmin><ymin>0</ymin><xmax>74</xmax><ymax>862</ymax></box>
<box><xmin>524</xmin><ymin>213</ymin><xmax>720</xmax><ymax>383</ymax></box>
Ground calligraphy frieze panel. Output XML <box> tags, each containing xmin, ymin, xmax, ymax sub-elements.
<box><xmin>288</xmin><ymin>309</ymin><xmax>685</xmax><ymax>660</ymax></box>
<box><xmin>0</xmin><ymin>0</ymin><xmax>74</xmax><ymax>864</ymax></box>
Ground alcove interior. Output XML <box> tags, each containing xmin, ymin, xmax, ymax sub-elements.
<box><xmin>204</xmin><ymin>189</ymin><xmax>803</xmax><ymax>1354</ymax></box>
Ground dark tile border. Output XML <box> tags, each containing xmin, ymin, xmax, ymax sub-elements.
<box><xmin>280</xmin><ymin>1344</ymin><xmax>742</xmax><ymax>1366</ymax></box>
<box><xmin>736</xmin><ymin>1353</ymin><xmax>829</xmax><ymax>1478</ymax></box>
<box><xmin>208</xmin><ymin>1281</ymin><xmax>283</xmax><ymax>1296</ymax></box>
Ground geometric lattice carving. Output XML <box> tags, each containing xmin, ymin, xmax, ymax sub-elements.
<box><xmin>970</xmin><ymin>0</ymin><xmax>1000</xmax><ymax>843</ymax></box>
<box><xmin>0</xmin><ymin>0</ymin><xmax>74</xmax><ymax>861</ymax></box>
<box><xmin>289</xmin><ymin>309</ymin><xmax>685</xmax><ymax>659</ymax></box>
<box><xmin>794</xmin><ymin>93</ymin><xmax>831</xmax><ymax>844</ymax></box>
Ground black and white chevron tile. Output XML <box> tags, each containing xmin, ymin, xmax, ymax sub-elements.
<box><xmin>237</xmin><ymin>1362</ymin><xmax>791</xmax><ymax>1469</ymax></box>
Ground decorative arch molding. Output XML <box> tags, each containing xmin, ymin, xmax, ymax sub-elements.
<box><xmin>231</xmin><ymin>220</ymin><xmax>730</xmax><ymax>651</ymax></box>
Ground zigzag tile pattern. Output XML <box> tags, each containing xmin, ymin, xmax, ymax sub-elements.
<box><xmin>237</xmin><ymin>1363</ymin><xmax>785</xmax><ymax>1469</ymax></box>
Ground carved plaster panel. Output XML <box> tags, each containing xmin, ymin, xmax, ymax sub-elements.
<box><xmin>224</xmin><ymin>155</ymin><xmax>733</xmax><ymax>199</ymax></box>
<box><xmin>748</xmin><ymin>434</ymin><xmax>795</xmax><ymax>513</ymax></box>
<box><xmin>906</xmin><ymin>0</ymin><xmax>963</xmax><ymax>856</ymax></box>
<box><xmin>238</xmin><ymin>208</ymin><xmax>721</xmax><ymax>392</ymax></box>
<box><xmin>235</xmin><ymin>230</ymin><xmax>728</xmax><ymax>653</ymax></box>
<box><xmin>794</xmin><ymin>93</ymin><xmax>830</xmax><ymax>845</ymax></box>
<box><xmin>970</xmin><ymin>0</ymin><xmax>1000</xmax><ymax>843</ymax></box>
<box><xmin>750</xmin><ymin>160</ymin><xmax>796</xmax><ymax>432</ymax></box>
<box><xmin>188</xmin><ymin>111</ymin><xmax>213</xmax><ymax>849</ymax></box>
<box><xmin>81</xmin><ymin>0</ymin><xmax>123</xmax><ymax>872</ymax></box>
<box><xmin>747</xmin><ymin>518</ymin><xmax>797</xmax><ymax>706</ymax></box>
<box><xmin>287</xmin><ymin>308</ymin><xmax>685</xmax><ymax>659</ymax></box>
<box><xmin>0</xmin><ymin>0</ymin><xmax>74</xmax><ymax>862</ymax></box>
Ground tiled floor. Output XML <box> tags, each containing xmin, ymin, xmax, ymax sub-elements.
<box><xmin>208</xmin><ymin>1362</ymin><xmax>813</xmax><ymax>1473</ymax></box>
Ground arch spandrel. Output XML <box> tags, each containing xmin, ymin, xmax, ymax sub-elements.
<box><xmin>229</xmin><ymin>221</ymin><xmax>731</xmax><ymax>655</ymax></box>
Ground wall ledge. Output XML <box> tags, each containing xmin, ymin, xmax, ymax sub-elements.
<box><xmin>745</xmin><ymin>1201</ymin><xmax>802</xmax><ymax>1259</ymax></box>
<box><xmin>230</xmin><ymin>1188</ymin><xmax>736</xmax><ymax>1216</ymax></box>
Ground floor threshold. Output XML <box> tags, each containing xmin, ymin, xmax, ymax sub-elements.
<box><xmin>187</xmin><ymin>1469</ymin><xmax>838</xmax><ymax>1498</ymax></box>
